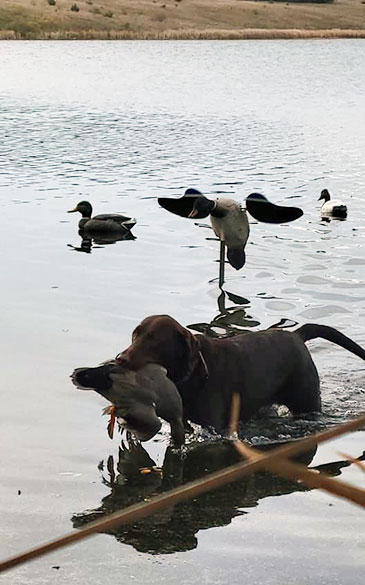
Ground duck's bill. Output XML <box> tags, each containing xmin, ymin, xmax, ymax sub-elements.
<box><xmin>70</xmin><ymin>368</ymin><xmax>94</xmax><ymax>391</ymax></box>
<box><xmin>68</xmin><ymin>208</ymin><xmax>78</xmax><ymax>213</ymax></box>
<box><xmin>246</xmin><ymin>193</ymin><xmax>303</xmax><ymax>223</ymax></box>
<box><xmin>71</xmin><ymin>364</ymin><xmax>115</xmax><ymax>394</ymax></box>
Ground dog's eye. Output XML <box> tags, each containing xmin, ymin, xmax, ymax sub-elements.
<box><xmin>144</xmin><ymin>332</ymin><xmax>156</xmax><ymax>342</ymax></box>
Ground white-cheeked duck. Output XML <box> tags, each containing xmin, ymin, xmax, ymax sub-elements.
<box><xmin>318</xmin><ymin>189</ymin><xmax>347</xmax><ymax>219</ymax></box>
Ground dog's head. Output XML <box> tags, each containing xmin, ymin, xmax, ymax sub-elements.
<box><xmin>117</xmin><ymin>315</ymin><xmax>201</xmax><ymax>384</ymax></box>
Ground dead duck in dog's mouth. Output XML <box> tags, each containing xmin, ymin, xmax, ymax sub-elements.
<box><xmin>71</xmin><ymin>362</ymin><xmax>185</xmax><ymax>446</ymax></box>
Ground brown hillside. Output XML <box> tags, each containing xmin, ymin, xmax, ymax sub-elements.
<box><xmin>0</xmin><ymin>0</ymin><xmax>365</xmax><ymax>39</ymax></box>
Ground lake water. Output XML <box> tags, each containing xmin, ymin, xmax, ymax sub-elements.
<box><xmin>0</xmin><ymin>40</ymin><xmax>364</xmax><ymax>584</ymax></box>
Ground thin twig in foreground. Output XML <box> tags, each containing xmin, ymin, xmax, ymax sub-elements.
<box><xmin>228</xmin><ymin>392</ymin><xmax>365</xmax><ymax>508</ymax></box>
<box><xmin>234</xmin><ymin>441</ymin><xmax>365</xmax><ymax>508</ymax></box>
<box><xmin>228</xmin><ymin>392</ymin><xmax>241</xmax><ymax>437</ymax></box>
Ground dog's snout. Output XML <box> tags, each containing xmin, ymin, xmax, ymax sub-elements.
<box><xmin>116</xmin><ymin>352</ymin><xmax>132</xmax><ymax>367</ymax></box>
<box><xmin>116</xmin><ymin>348</ymin><xmax>151</xmax><ymax>371</ymax></box>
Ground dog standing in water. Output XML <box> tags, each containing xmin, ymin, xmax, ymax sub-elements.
<box><xmin>118</xmin><ymin>315</ymin><xmax>365</xmax><ymax>433</ymax></box>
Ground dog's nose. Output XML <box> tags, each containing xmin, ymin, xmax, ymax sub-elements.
<box><xmin>115</xmin><ymin>352</ymin><xmax>131</xmax><ymax>367</ymax></box>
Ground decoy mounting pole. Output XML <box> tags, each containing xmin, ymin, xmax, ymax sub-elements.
<box><xmin>219</xmin><ymin>241</ymin><xmax>226</xmax><ymax>288</ymax></box>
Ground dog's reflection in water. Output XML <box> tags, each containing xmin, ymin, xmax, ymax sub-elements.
<box><xmin>71</xmin><ymin>440</ymin><xmax>360</xmax><ymax>554</ymax></box>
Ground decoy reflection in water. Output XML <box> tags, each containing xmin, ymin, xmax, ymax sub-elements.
<box><xmin>318</xmin><ymin>189</ymin><xmax>347</xmax><ymax>220</ymax></box>
<box><xmin>71</xmin><ymin>440</ymin><xmax>362</xmax><ymax>554</ymax></box>
<box><xmin>188</xmin><ymin>291</ymin><xmax>298</xmax><ymax>345</ymax></box>
<box><xmin>189</xmin><ymin>288</ymin><xmax>300</xmax><ymax>341</ymax></box>
<box><xmin>188</xmin><ymin>290</ymin><xmax>260</xmax><ymax>337</ymax></box>
<box><xmin>158</xmin><ymin>189</ymin><xmax>303</xmax><ymax>286</ymax></box>
<box><xmin>68</xmin><ymin>200</ymin><xmax>137</xmax><ymax>234</ymax></box>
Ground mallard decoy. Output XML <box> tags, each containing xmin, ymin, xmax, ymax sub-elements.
<box><xmin>187</xmin><ymin>195</ymin><xmax>249</xmax><ymax>270</ymax></box>
<box><xmin>318</xmin><ymin>189</ymin><xmax>347</xmax><ymax>219</ymax></box>
<box><xmin>68</xmin><ymin>201</ymin><xmax>136</xmax><ymax>233</ymax></box>
<box><xmin>158</xmin><ymin>189</ymin><xmax>303</xmax><ymax>274</ymax></box>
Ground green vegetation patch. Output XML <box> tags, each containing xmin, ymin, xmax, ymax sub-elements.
<box><xmin>0</xmin><ymin>6</ymin><xmax>41</xmax><ymax>37</ymax></box>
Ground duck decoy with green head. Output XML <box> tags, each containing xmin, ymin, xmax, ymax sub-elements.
<box><xmin>159</xmin><ymin>189</ymin><xmax>303</xmax><ymax>270</ymax></box>
<box><xmin>68</xmin><ymin>201</ymin><xmax>137</xmax><ymax>233</ymax></box>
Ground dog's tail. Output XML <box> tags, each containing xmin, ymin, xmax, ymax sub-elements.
<box><xmin>295</xmin><ymin>324</ymin><xmax>365</xmax><ymax>360</ymax></box>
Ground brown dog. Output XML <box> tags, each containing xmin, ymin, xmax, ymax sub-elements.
<box><xmin>118</xmin><ymin>315</ymin><xmax>365</xmax><ymax>433</ymax></box>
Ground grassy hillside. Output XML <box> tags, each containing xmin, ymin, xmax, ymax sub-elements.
<box><xmin>0</xmin><ymin>0</ymin><xmax>365</xmax><ymax>39</ymax></box>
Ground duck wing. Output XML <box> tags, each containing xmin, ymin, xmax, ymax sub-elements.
<box><xmin>93</xmin><ymin>214</ymin><xmax>137</xmax><ymax>229</ymax></box>
<box><xmin>158</xmin><ymin>189</ymin><xmax>206</xmax><ymax>218</ymax></box>
<box><xmin>246</xmin><ymin>193</ymin><xmax>303</xmax><ymax>223</ymax></box>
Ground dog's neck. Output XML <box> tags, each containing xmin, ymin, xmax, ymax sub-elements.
<box><xmin>176</xmin><ymin>340</ymin><xmax>209</xmax><ymax>386</ymax></box>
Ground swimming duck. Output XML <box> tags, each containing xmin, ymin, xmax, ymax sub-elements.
<box><xmin>318</xmin><ymin>189</ymin><xmax>347</xmax><ymax>219</ymax></box>
<box><xmin>68</xmin><ymin>201</ymin><xmax>137</xmax><ymax>233</ymax></box>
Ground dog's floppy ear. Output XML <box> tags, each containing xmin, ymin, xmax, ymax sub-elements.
<box><xmin>175</xmin><ymin>327</ymin><xmax>201</xmax><ymax>383</ymax></box>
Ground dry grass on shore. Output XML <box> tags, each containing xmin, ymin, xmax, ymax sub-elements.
<box><xmin>1</xmin><ymin>0</ymin><xmax>365</xmax><ymax>39</ymax></box>
<box><xmin>1</xmin><ymin>27</ymin><xmax>365</xmax><ymax>40</ymax></box>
